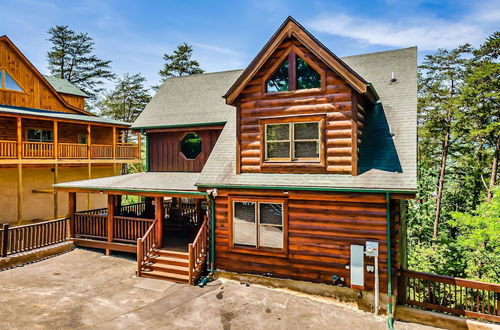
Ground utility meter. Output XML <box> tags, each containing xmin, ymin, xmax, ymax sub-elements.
<box><xmin>365</xmin><ymin>241</ymin><xmax>379</xmax><ymax>257</ymax></box>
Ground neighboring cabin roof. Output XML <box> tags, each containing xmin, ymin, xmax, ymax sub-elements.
<box><xmin>0</xmin><ymin>105</ymin><xmax>131</xmax><ymax>127</ymax></box>
<box><xmin>44</xmin><ymin>76</ymin><xmax>88</xmax><ymax>97</ymax></box>
<box><xmin>196</xmin><ymin>47</ymin><xmax>418</xmax><ymax>192</ymax></box>
<box><xmin>131</xmin><ymin>70</ymin><xmax>243</xmax><ymax>130</ymax></box>
<box><xmin>54</xmin><ymin>172</ymin><xmax>201</xmax><ymax>193</ymax></box>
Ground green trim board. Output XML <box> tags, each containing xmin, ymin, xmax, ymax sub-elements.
<box><xmin>131</xmin><ymin>121</ymin><xmax>226</xmax><ymax>131</ymax></box>
<box><xmin>196</xmin><ymin>184</ymin><xmax>416</xmax><ymax>195</ymax></box>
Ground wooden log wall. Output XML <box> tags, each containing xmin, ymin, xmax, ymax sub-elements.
<box><xmin>236</xmin><ymin>36</ymin><xmax>365</xmax><ymax>175</ymax></box>
<box><xmin>148</xmin><ymin>129</ymin><xmax>222</xmax><ymax>172</ymax></box>
<box><xmin>0</xmin><ymin>39</ymin><xmax>80</xmax><ymax>114</ymax></box>
<box><xmin>60</xmin><ymin>93</ymin><xmax>85</xmax><ymax>110</ymax></box>
<box><xmin>214</xmin><ymin>189</ymin><xmax>390</xmax><ymax>291</ymax></box>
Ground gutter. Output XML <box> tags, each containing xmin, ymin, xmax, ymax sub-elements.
<box><xmin>386</xmin><ymin>192</ymin><xmax>394</xmax><ymax>329</ymax></box>
<box><xmin>131</xmin><ymin>121</ymin><xmax>226</xmax><ymax>131</ymax></box>
<box><xmin>196</xmin><ymin>184</ymin><xmax>416</xmax><ymax>195</ymax></box>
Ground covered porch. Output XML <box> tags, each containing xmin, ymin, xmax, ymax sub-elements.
<box><xmin>54</xmin><ymin>172</ymin><xmax>212</xmax><ymax>284</ymax></box>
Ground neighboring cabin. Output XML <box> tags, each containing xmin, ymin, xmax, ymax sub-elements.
<box><xmin>55</xmin><ymin>17</ymin><xmax>416</xmax><ymax>306</ymax></box>
<box><xmin>0</xmin><ymin>35</ymin><xmax>141</xmax><ymax>224</ymax></box>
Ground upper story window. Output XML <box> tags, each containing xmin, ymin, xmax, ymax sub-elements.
<box><xmin>180</xmin><ymin>132</ymin><xmax>202</xmax><ymax>159</ymax></box>
<box><xmin>265</xmin><ymin>52</ymin><xmax>321</xmax><ymax>93</ymax></box>
<box><xmin>0</xmin><ymin>69</ymin><xmax>24</xmax><ymax>92</ymax></box>
<box><xmin>27</xmin><ymin>128</ymin><xmax>53</xmax><ymax>142</ymax></box>
<box><xmin>265</xmin><ymin>121</ymin><xmax>320</xmax><ymax>162</ymax></box>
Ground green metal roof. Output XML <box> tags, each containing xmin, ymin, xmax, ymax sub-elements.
<box><xmin>44</xmin><ymin>76</ymin><xmax>88</xmax><ymax>97</ymax></box>
<box><xmin>0</xmin><ymin>105</ymin><xmax>131</xmax><ymax>127</ymax></box>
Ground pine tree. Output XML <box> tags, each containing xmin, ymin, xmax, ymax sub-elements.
<box><xmin>98</xmin><ymin>73</ymin><xmax>151</xmax><ymax>136</ymax></box>
<box><xmin>156</xmin><ymin>43</ymin><xmax>204</xmax><ymax>88</ymax></box>
<box><xmin>47</xmin><ymin>25</ymin><xmax>115</xmax><ymax>101</ymax></box>
<box><xmin>418</xmin><ymin>45</ymin><xmax>472</xmax><ymax>240</ymax></box>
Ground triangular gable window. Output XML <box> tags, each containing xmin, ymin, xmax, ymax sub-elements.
<box><xmin>265</xmin><ymin>52</ymin><xmax>321</xmax><ymax>93</ymax></box>
<box><xmin>1</xmin><ymin>70</ymin><xmax>24</xmax><ymax>92</ymax></box>
<box><xmin>266</xmin><ymin>59</ymin><xmax>289</xmax><ymax>92</ymax></box>
<box><xmin>296</xmin><ymin>56</ymin><xmax>320</xmax><ymax>89</ymax></box>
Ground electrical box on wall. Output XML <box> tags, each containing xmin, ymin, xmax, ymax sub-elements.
<box><xmin>350</xmin><ymin>245</ymin><xmax>364</xmax><ymax>288</ymax></box>
<box><xmin>365</xmin><ymin>241</ymin><xmax>379</xmax><ymax>257</ymax></box>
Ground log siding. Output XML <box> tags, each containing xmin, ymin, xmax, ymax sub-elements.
<box><xmin>214</xmin><ymin>189</ymin><xmax>390</xmax><ymax>291</ymax></box>
<box><xmin>236</xmin><ymin>36</ymin><xmax>366</xmax><ymax>175</ymax></box>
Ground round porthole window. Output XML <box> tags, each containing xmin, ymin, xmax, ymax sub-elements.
<box><xmin>180</xmin><ymin>133</ymin><xmax>202</xmax><ymax>159</ymax></box>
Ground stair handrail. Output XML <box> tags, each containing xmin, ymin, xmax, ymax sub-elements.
<box><xmin>136</xmin><ymin>219</ymin><xmax>157</xmax><ymax>277</ymax></box>
<box><xmin>188</xmin><ymin>214</ymin><xmax>209</xmax><ymax>284</ymax></box>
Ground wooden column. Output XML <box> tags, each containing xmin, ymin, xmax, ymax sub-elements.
<box><xmin>154</xmin><ymin>197</ymin><xmax>164</xmax><ymax>247</ymax></box>
<box><xmin>112</xmin><ymin>127</ymin><xmax>117</xmax><ymax>159</ymax></box>
<box><xmin>137</xmin><ymin>131</ymin><xmax>141</xmax><ymax>160</ymax></box>
<box><xmin>17</xmin><ymin>164</ymin><xmax>22</xmax><ymax>225</ymax></box>
<box><xmin>53</xmin><ymin>164</ymin><xmax>59</xmax><ymax>218</ymax></box>
<box><xmin>87</xmin><ymin>124</ymin><xmax>92</xmax><ymax>210</ymax></box>
<box><xmin>106</xmin><ymin>194</ymin><xmax>115</xmax><ymax>256</ymax></box>
<box><xmin>53</xmin><ymin>120</ymin><xmax>59</xmax><ymax>219</ymax></box>
<box><xmin>16</xmin><ymin>117</ymin><xmax>22</xmax><ymax>159</ymax></box>
<box><xmin>53</xmin><ymin>120</ymin><xmax>58</xmax><ymax>160</ymax></box>
<box><xmin>68</xmin><ymin>192</ymin><xmax>76</xmax><ymax>238</ymax></box>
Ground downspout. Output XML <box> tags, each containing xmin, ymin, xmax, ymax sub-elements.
<box><xmin>199</xmin><ymin>189</ymin><xmax>216</xmax><ymax>287</ymax></box>
<box><xmin>386</xmin><ymin>192</ymin><xmax>394</xmax><ymax>330</ymax></box>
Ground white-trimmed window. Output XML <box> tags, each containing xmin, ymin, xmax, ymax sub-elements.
<box><xmin>265</xmin><ymin>121</ymin><xmax>320</xmax><ymax>162</ymax></box>
<box><xmin>232</xmin><ymin>200</ymin><xmax>284</xmax><ymax>249</ymax></box>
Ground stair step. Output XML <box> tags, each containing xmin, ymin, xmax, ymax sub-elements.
<box><xmin>149</xmin><ymin>255</ymin><xmax>189</xmax><ymax>267</ymax></box>
<box><xmin>156</xmin><ymin>249</ymin><xmax>189</xmax><ymax>259</ymax></box>
<box><xmin>141</xmin><ymin>270</ymin><xmax>190</xmax><ymax>283</ymax></box>
<box><xmin>149</xmin><ymin>263</ymin><xmax>189</xmax><ymax>275</ymax></box>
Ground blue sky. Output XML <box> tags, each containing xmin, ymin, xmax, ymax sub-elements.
<box><xmin>1</xmin><ymin>0</ymin><xmax>498</xmax><ymax>90</ymax></box>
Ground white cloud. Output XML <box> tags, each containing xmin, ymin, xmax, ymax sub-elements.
<box><xmin>191</xmin><ymin>42</ymin><xmax>241</xmax><ymax>56</ymax></box>
<box><xmin>309</xmin><ymin>2</ymin><xmax>499</xmax><ymax>50</ymax></box>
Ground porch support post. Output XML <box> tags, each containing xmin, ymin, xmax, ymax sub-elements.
<box><xmin>16</xmin><ymin>118</ymin><xmax>22</xmax><ymax>224</ymax></box>
<box><xmin>106</xmin><ymin>194</ymin><xmax>115</xmax><ymax>256</ymax></box>
<box><xmin>154</xmin><ymin>196</ymin><xmax>164</xmax><ymax>247</ymax></box>
<box><xmin>68</xmin><ymin>192</ymin><xmax>76</xmax><ymax>238</ymax></box>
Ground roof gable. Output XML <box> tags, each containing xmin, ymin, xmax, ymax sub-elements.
<box><xmin>224</xmin><ymin>16</ymin><xmax>377</xmax><ymax>105</ymax></box>
<box><xmin>0</xmin><ymin>35</ymin><xmax>92</xmax><ymax>116</ymax></box>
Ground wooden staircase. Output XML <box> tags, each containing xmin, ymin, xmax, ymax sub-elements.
<box><xmin>140</xmin><ymin>249</ymin><xmax>190</xmax><ymax>284</ymax></box>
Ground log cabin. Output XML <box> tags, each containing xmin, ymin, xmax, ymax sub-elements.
<box><xmin>0</xmin><ymin>35</ymin><xmax>141</xmax><ymax>224</ymax></box>
<box><xmin>54</xmin><ymin>17</ymin><xmax>417</xmax><ymax>311</ymax></box>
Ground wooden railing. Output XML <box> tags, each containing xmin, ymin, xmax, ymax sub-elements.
<box><xmin>116</xmin><ymin>143</ymin><xmax>138</xmax><ymax>159</ymax></box>
<box><xmin>74</xmin><ymin>213</ymin><xmax>108</xmax><ymax>240</ymax></box>
<box><xmin>23</xmin><ymin>142</ymin><xmax>54</xmax><ymax>158</ymax></box>
<box><xmin>0</xmin><ymin>218</ymin><xmax>68</xmax><ymax>257</ymax></box>
<box><xmin>137</xmin><ymin>219</ymin><xmax>158</xmax><ymax>277</ymax></box>
<box><xmin>164</xmin><ymin>202</ymin><xmax>199</xmax><ymax>226</ymax></box>
<box><xmin>188</xmin><ymin>214</ymin><xmax>208</xmax><ymax>284</ymax></box>
<box><xmin>0</xmin><ymin>141</ymin><xmax>139</xmax><ymax>160</ymax></box>
<box><xmin>58</xmin><ymin>143</ymin><xmax>87</xmax><ymax>158</ymax></box>
<box><xmin>119</xmin><ymin>202</ymin><xmax>148</xmax><ymax>218</ymax></box>
<box><xmin>113</xmin><ymin>216</ymin><xmax>153</xmax><ymax>243</ymax></box>
<box><xmin>90</xmin><ymin>144</ymin><xmax>113</xmax><ymax>159</ymax></box>
<box><xmin>0</xmin><ymin>140</ymin><xmax>17</xmax><ymax>158</ymax></box>
<box><xmin>399</xmin><ymin>269</ymin><xmax>500</xmax><ymax>322</ymax></box>
<box><xmin>78</xmin><ymin>207</ymin><xmax>108</xmax><ymax>215</ymax></box>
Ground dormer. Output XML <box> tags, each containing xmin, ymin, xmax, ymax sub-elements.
<box><xmin>224</xmin><ymin>17</ymin><xmax>378</xmax><ymax>176</ymax></box>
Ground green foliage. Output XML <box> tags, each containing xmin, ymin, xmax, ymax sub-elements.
<box><xmin>47</xmin><ymin>25</ymin><xmax>115</xmax><ymax>102</ymax></box>
<box><xmin>449</xmin><ymin>187</ymin><xmax>500</xmax><ymax>283</ymax></box>
<box><xmin>156</xmin><ymin>43</ymin><xmax>204</xmax><ymax>88</ymax></box>
<box><xmin>98</xmin><ymin>73</ymin><xmax>151</xmax><ymax>125</ymax></box>
<box><xmin>408</xmin><ymin>31</ymin><xmax>499</xmax><ymax>282</ymax></box>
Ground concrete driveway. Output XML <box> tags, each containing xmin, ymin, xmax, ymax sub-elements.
<box><xmin>0</xmin><ymin>249</ymin><xmax>434</xmax><ymax>330</ymax></box>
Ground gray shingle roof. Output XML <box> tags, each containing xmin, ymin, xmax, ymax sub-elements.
<box><xmin>196</xmin><ymin>47</ymin><xmax>417</xmax><ymax>192</ymax></box>
<box><xmin>44</xmin><ymin>76</ymin><xmax>88</xmax><ymax>97</ymax></box>
<box><xmin>0</xmin><ymin>105</ymin><xmax>131</xmax><ymax>127</ymax></box>
<box><xmin>54</xmin><ymin>172</ymin><xmax>202</xmax><ymax>192</ymax></box>
<box><xmin>131</xmin><ymin>70</ymin><xmax>244</xmax><ymax>129</ymax></box>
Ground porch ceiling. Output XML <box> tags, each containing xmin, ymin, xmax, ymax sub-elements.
<box><xmin>53</xmin><ymin>172</ymin><xmax>203</xmax><ymax>196</ymax></box>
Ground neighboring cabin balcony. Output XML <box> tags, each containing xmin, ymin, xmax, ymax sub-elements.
<box><xmin>0</xmin><ymin>115</ymin><xmax>140</xmax><ymax>163</ymax></box>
